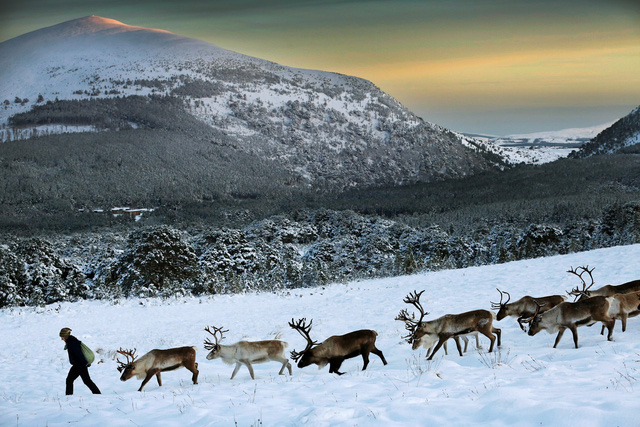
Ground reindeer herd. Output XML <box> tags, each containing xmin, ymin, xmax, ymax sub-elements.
<box><xmin>114</xmin><ymin>266</ymin><xmax>640</xmax><ymax>391</ymax></box>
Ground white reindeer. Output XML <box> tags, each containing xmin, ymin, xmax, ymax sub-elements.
<box><xmin>204</xmin><ymin>326</ymin><xmax>292</xmax><ymax>380</ymax></box>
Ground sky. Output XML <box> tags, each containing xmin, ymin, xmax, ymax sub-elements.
<box><xmin>1</xmin><ymin>0</ymin><xmax>639</xmax><ymax>135</ymax></box>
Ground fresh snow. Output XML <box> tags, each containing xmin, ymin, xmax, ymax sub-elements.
<box><xmin>2</xmin><ymin>244</ymin><xmax>640</xmax><ymax>426</ymax></box>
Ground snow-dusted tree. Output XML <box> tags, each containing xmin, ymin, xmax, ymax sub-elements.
<box><xmin>11</xmin><ymin>238</ymin><xmax>86</xmax><ymax>306</ymax></box>
<box><xmin>196</xmin><ymin>228</ymin><xmax>303</xmax><ymax>294</ymax></box>
<box><xmin>516</xmin><ymin>224</ymin><xmax>564</xmax><ymax>259</ymax></box>
<box><xmin>108</xmin><ymin>226</ymin><xmax>200</xmax><ymax>297</ymax></box>
<box><xmin>598</xmin><ymin>202</ymin><xmax>640</xmax><ymax>246</ymax></box>
<box><xmin>0</xmin><ymin>246</ymin><xmax>27</xmax><ymax>307</ymax></box>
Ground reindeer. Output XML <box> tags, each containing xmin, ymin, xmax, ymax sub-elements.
<box><xmin>288</xmin><ymin>318</ymin><xmax>387</xmax><ymax>375</ymax></box>
<box><xmin>567</xmin><ymin>265</ymin><xmax>640</xmax><ymax>301</ymax></box>
<box><xmin>203</xmin><ymin>326</ymin><xmax>292</xmax><ymax>380</ymax></box>
<box><xmin>526</xmin><ymin>296</ymin><xmax>616</xmax><ymax>348</ymax></box>
<box><xmin>395</xmin><ymin>290</ymin><xmax>480</xmax><ymax>357</ymax></box>
<box><xmin>491</xmin><ymin>288</ymin><xmax>566</xmax><ymax>331</ymax></box>
<box><xmin>397</xmin><ymin>290</ymin><xmax>501</xmax><ymax>361</ymax></box>
<box><xmin>116</xmin><ymin>347</ymin><xmax>199</xmax><ymax>392</ymax></box>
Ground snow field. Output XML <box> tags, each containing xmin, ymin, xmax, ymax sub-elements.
<box><xmin>1</xmin><ymin>244</ymin><xmax>640</xmax><ymax>426</ymax></box>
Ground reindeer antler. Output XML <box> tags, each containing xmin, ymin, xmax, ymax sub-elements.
<box><xmin>490</xmin><ymin>288</ymin><xmax>511</xmax><ymax>310</ymax></box>
<box><xmin>203</xmin><ymin>326</ymin><xmax>228</xmax><ymax>351</ymax></box>
<box><xmin>395</xmin><ymin>290</ymin><xmax>429</xmax><ymax>343</ymax></box>
<box><xmin>567</xmin><ymin>265</ymin><xmax>596</xmax><ymax>301</ymax></box>
<box><xmin>116</xmin><ymin>347</ymin><xmax>137</xmax><ymax>372</ymax></box>
<box><xmin>288</xmin><ymin>318</ymin><xmax>317</xmax><ymax>362</ymax></box>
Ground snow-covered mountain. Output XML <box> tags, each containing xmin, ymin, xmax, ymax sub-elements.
<box><xmin>570</xmin><ymin>105</ymin><xmax>640</xmax><ymax>158</ymax></box>
<box><xmin>0</xmin><ymin>16</ymin><xmax>493</xmax><ymax>192</ymax></box>
<box><xmin>465</xmin><ymin>122</ymin><xmax>614</xmax><ymax>165</ymax></box>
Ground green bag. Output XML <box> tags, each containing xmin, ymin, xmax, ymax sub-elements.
<box><xmin>80</xmin><ymin>342</ymin><xmax>95</xmax><ymax>365</ymax></box>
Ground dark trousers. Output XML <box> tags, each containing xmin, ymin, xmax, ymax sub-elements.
<box><xmin>66</xmin><ymin>364</ymin><xmax>101</xmax><ymax>395</ymax></box>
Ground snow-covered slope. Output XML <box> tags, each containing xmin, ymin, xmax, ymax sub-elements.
<box><xmin>570</xmin><ymin>106</ymin><xmax>640</xmax><ymax>158</ymax></box>
<box><xmin>465</xmin><ymin>122</ymin><xmax>614</xmax><ymax>165</ymax></box>
<box><xmin>0</xmin><ymin>16</ymin><xmax>492</xmax><ymax>190</ymax></box>
<box><xmin>1</xmin><ymin>244</ymin><xmax>639</xmax><ymax>426</ymax></box>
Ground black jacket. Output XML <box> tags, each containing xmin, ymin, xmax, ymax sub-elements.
<box><xmin>65</xmin><ymin>335</ymin><xmax>88</xmax><ymax>366</ymax></box>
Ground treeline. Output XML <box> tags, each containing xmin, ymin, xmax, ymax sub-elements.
<box><xmin>1</xmin><ymin>201</ymin><xmax>639</xmax><ymax>308</ymax></box>
<box><xmin>1</xmin><ymin>139</ymin><xmax>639</xmax><ymax>235</ymax></box>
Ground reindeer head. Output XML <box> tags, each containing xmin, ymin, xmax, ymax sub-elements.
<box><xmin>116</xmin><ymin>348</ymin><xmax>138</xmax><ymax>381</ymax></box>
<box><xmin>566</xmin><ymin>266</ymin><xmax>595</xmax><ymax>301</ymax></box>
<box><xmin>526</xmin><ymin>301</ymin><xmax>547</xmax><ymax>336</ymax></box>
<box><xmin>288</xmin><ymin>318</ymin><xmax>318</xmax><ymax>368</ymax></box>
<box><xmin>491</xmin><ymin>288</ymin><xmax>511</xmax><ymax>320</ymax></box>
<box><xmin>204</xmin><ymin>326</ymin><xmax>228</xmax><ymax>360</ymax></box>
<box><xmin>395</xmin><ymin>290</ymin><xmax>430</xmax><ymax>350</ymax></box>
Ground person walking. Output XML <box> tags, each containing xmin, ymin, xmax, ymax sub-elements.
<box><xmin>60</xmin><ymin>327</ymin><xmax>101</xmax><ymax>395</ymax></box>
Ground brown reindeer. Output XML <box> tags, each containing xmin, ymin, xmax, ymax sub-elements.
<box><xmin>288</xmin><ymin>318</ymin><xmax>387</xmax><ymax>375</ymax></box>
<box><xmin>397</xmin><ymin>290</ymin><xmax>501</xmax><ymax>361</ymax></box>
<box><xmin>116</xmin><ymin>347</ymin><xmax>199</xmax><ymax>392</ymax></box>
<box><xmin>491</xmin><ymin>288</ymin><xmax>566</xmax><ymax>331</ymax></box>
<box><xmin>203</xmin><ymin>326</ymin><xmax>292</xmax><ymax>380</ymax></box>
<box><xmin>526</xmin><ymin>296</ymin><xmax>616</xmax><ymax>348</ymax></box>
<box><xmin>567</xmin><ymin>265</ymin><xmax>640</xmax><ymax>301</ymax></box>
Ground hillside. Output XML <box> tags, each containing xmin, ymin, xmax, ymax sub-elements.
<box><xmin>0</xmin><ymin>16</ymin><xmax>495</xmax><ymax>200</ymax></box>
<box><xmin>570</xmin><ymin>105</ymin><xmax>640</xmax><ymax>158</ymax></box>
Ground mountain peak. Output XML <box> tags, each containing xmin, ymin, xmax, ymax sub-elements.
<box><xmin>27</xmin><ymin>15</ymin><xmax>172</xmax><ymax>40</ymax></box>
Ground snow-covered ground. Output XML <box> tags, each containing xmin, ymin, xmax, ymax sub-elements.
<box><xmin>1</xmin><ymin>244</ymin><xmax>640</xmax><ymax>426</ymax></box>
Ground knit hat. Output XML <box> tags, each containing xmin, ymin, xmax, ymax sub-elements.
<box><xmin>59</xmin><ymin>327</ymin><xmax>72</xmax><ymax>337</ymax></box>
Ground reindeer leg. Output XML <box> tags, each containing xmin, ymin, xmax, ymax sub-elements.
<box><xmin>475</xmin><ymin>332</ymin><xmax>481</xmax><ymax>349</ymax></box>
<box><xmin>605</xmin><ymin>319</ymin><xmax>615</xmax><ymax>341</ymax></box>
<box><xmin>493</xmin><ymin>327</ymin><xmax>501</xmax><ymax>347</ymax></box>
<box><xmin>443</xmin><ymin>340</ymin><xmax>449</xmax><ymax>356</ymax></box>
<box><xmin>462</xmin><ymin>336</ymin><xmax>469</xmax><ymax>353</ymax></box>
<box><xmin>361</xmin><ymin>352</ymin><xmax>370</xmax><ymax>371</ymax></box>
<box><xmin>453</xmin><ymin>336</ymin><xmax>463</xmax><ymax>357</ymax></box>
<box><xmin>139</xmin><ymin>368</ymin><xmax>160</xmax><ymax>392</ymax></box>
<box><xmin>427</xmin><ymin>336</ymin><xmax>449</xmax><ymax>360</ymax></box>
<box><xmin>621</xmin><ymin>314</ymin><xmax>628</xmax><ymax>332</ymax></box>
<box><xmin>230</xmin><ymin>362</ymin><xmax>242</xmax><ymax>380</ymax></box>
<box><xmin>156</xmin><ymin>372</ymin><xmax>162</xmax><ymax>386</ymax></box>
<box><xmin>600</xmin><ymin>323</ymin><xmax>606</xmax><ymax>335</ymax></box>
<box><xmin>193</xmin><ymin>362</ymin><xmax>199</xmax><ymax>384</ymax></box>
<box><xmin>277</xmin><ymin>358</ymin><xmax>291</xmax><ymax>375</ymax></box>
<box><xmin>371</xmin><ymin>347</ymin><xmax>387</xmax><ymax>365</ymax></box>
<box><xmin>568</xmin><ymin>324</ymin><xmax>580</xmax><ymax>348</ymax></box>
<box><xmin>517</xmin><ymin>316</ymin><xmax>527</xmax><ymax>332</ymax></box>
<box><xmin>329</xmin><ymin>358</ymin><xmax>345</xmax><ymax>375</ymax></box>
<box><xmin>243</xmin><ymin>361</ymin><xmax>255</xmax><ymax>380</ymax></box>
<box><xmin>186</xmin><ymin>361</ymin><xmax>199</xmax><ymax>384</ymax></box>
<box><xmin>478</xmin><ymin>328</ymin><xmax>496</xmax><ymax>353</ymax></box>
<box><xmin>553</xmin><ymin>327</ymin><xmax>566</xmax><ymax>348</ymax></box>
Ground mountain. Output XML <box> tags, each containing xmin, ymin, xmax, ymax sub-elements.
<box><xmin>464</xmin><ymin>122</ymin><xmax>614</xmax><ymax>165</ymax></box>
<box><xmin>569</xmin><ymin>106</ymin><xmax>640</xmax><ymax>158</ymax></box>
<box><xmin>0</xmin><ymin>16</ymin><xmax>495</xmax><ymax>203</ymax></box>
